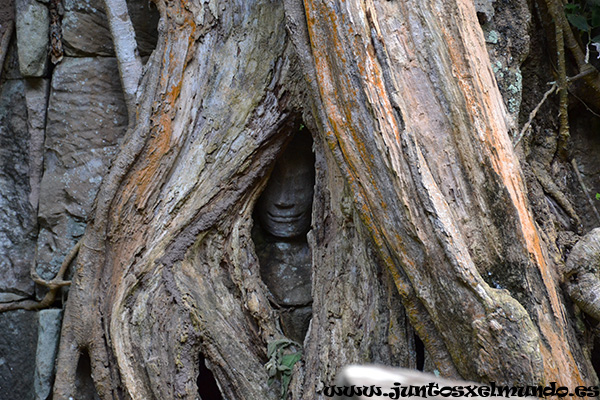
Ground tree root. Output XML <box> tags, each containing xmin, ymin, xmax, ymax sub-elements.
<box><xmin>0</xmin><ymin>240</ymin><xmax>79</xmax><ymax>312</ymax></box>
<box><xmin>571</xmin><ymin>158</ymin><xmax>600</xmax><ymax>225</ymax></box>
<box><xmin>532</xmin><ymin>161</ymin><xmax>582</xmax><ymax>231</ymax></box>
<box><xmin>102</xmin><ymin>0</ymin><xmax>142</xmax><ymax>120</ymax></box>
<box><xmin>565</xmin><ymin>228</ymin><xmax>600</xmax><ymax>323</ymax></box>
<box><xmin>514</xmin><ymin>83</ymin><xmax>557</xmax><ymax>147</ymax></box>
<box><xmin>552</xmin><ymin>1</ymin><xmax>570</xmax><ymax>160</ymax></box>
<box><xmin>52</xmin><ymin>329</ymin><xmax>81</xmax><ymax>399</ymax></box>
<box><xmin>31</xmin><ymin>240</ymin><xmax>79</xmax><ymax>289</ymax></box>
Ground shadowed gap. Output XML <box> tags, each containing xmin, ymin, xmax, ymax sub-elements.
<box><xmin>197</xmin><ymin>352</ymin><xmax>223</xmax><ymax>400</ymax></box>
<box><xmin>415</xmin><ymin>334</ymin><xmax>425</xmax><ymax>371</ymax></box>
<box><xmin>74</xmin><ymin>351</ymin><xmax>100</xmax><ymax>400</ymax></box>
<box><xmin>592</xmin><ymin>335</ymin><xmax>600</xmax><ymax>379</ymax></box>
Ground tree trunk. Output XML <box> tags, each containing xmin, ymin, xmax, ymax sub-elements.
<box><xmin>50</xmin><ymin>0</ymin><xmax>598</xmax><ymax>398</ymax></box>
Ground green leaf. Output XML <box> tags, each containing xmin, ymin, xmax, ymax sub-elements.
<box><xmin>277</xmin><ymin>364</ymin><xmax>292</xmax><ymax>372</ymax></box>
<box><xmin>565</xmin><ymin>3</ymin><xmax>582</xmax><ymax>13</ymax></box>
<box><xmin>267</xmin><ymin>341</ymin><xmax>278</xmax><ymax>358</ymax></box>
<box><xmin>595</xmin><ymin>193</ymin><xmax>600</xmax><ymax>200</ymax></box>
<box><xmin>281</xmin><ymin>374</ymin><xmax>292</xmax><ymax>399</ymax></box>
<box><xmin>568</xmin><ymin>13</ymin><xmax>591</xmax><ymax>31</ymax></box>
<box><xmin>281</xmin><ymin>352</ymin><xmax>302</xmax><ymax>369</ymax></box>
<box><xmin>265</xmin><ymin>340</ymin><xmax>302</xmax><ymax>400</ymax></box>
<box><xmin>267</xmin><ymin>338</ymin><xmax>292</xmax><ymax>358</ymax></box>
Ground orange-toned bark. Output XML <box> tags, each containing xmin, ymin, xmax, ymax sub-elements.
<box><xmin>303</xmin><ymin>0</ymin><xmax>591</xmax><ymax>387</ymax></box>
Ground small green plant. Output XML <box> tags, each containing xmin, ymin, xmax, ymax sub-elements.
<box><xmin>565</xmin><ymin>0</ymin><xmax>600</xmax><ymax>60</ymax></box>
<box><xmin>265</xmin><ymin>339</ymin><xmax>302</xmax><ymax>400</ymax></box>
<box><xmin>595</xmin><ymin>192</ymin><xmax>600</xmax><ymax>200</ymax></box>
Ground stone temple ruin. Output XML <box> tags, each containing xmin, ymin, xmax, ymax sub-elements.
<box><xmin>253</xmin><ymin>131</ymin><xmax>315</xmax><ymax>344</ymax></box>
<box><xmin>0</xmin><ymin>0</ymin><xmax>158</xmax><ymax>398</ymax></box>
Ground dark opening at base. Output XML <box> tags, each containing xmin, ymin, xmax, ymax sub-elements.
<box><xmin>75</xmin><ymin>351</ymin><xmax>101</xmax><ymax>400</ymax></box>
<box><xmin>197</xmin><ymin>353</ymin><xmax>223</xmax><ymax>400</ymax></box>
<box><xmin>591</xmin><ymin>335</ymin><xmax>600</xmax><ymax>379</ymax></box>
<box><xmin>415</xmin><ymin>334</ymin><xmax>425</xmax><ymax>371</ymax></box>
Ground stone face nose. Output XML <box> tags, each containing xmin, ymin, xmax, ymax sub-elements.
<box><xmin>269</xmin><ymin>174</ymin><xmax>297</xmax><ymax>210</ymax></box>
<box><xmin>274</xmin><ymin>199</ymin><xmax>295</xmax><ymax>209</ymax></box>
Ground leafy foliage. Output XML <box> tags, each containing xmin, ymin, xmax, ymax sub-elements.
<box><xmin>265</xmin><ymin>339</ymin><xmax>302</xmax><ymax>400</ymax></box>
<box><xmin>565</xmin><ymin>0</ymin><xmax>600</xmax><ymax>53</ymax></box>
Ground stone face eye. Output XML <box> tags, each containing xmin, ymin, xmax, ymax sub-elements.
<box><xmin>257</xmin><ymin>134</ymin><xmax>315</xmax><ymax>239</ymax></box>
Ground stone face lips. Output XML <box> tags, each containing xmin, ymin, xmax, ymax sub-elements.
<box><xmin>15</xmin><ymin>0</ymin><xmax>49</xmax><ymax>77</ymax></box>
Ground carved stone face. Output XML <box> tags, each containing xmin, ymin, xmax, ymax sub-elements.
<box><xmin>257</xmin><ymin>134</ymin><xmax>314</xmax><ymax>238</ymax></box>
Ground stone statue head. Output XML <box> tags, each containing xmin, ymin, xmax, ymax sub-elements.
<box><xmin>257</xmin><ymin>133</ymin><xmax>315</xmax><ymax>238</ymax></box>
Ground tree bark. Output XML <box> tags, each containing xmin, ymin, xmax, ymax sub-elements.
<box><xmin>51</xmin><ymin>0</ymin><xmax>598</xmax><ymax>398</ymax></box>
<box><xmin>300</xmin><ymin>0</ymin><xmax>594</xmax><ymax>386</ymax></box>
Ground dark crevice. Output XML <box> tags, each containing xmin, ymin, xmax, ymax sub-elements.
<box><xmin>74</xmin><ymin>351</ymin><xmax>101</xmax><ymax>400</ymax></box>
<box><xmin>415</xmin><ymin>334</ymin><xmax>425</xmax><ymax>371</ymax></box>
<box><xmin>197</xmin><ymin>353</ymin><xmax>223</xmax><ymax>400</ymax></box>
<box><xmin>476</xmin><ymin>11</ymin><xmax>488</xmax><ymax>25</ymax></box>
<box><xmin>590</xmin><ymin>323</ymin><xmax>600</xmax><ymax>380</ymax></box>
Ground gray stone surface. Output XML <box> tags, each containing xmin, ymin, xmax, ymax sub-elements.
<box><xmin>0</xmin><ymin>292</ymin><xmax>29</xmax><ymax>302</ymax></box>
<box><xmin>253</xmin><ymin>226</ymin><xmax>313</xmax><ymax>342</ymax></box>
<box><xmin>257</xmin><ymin>134</ymin><xmax>315</xmax><ymax>239</ymax></box>
<box><xmin>280</xmin><ymin>305</ymin><xmax>312</xmax><ymax>343</ymax></box>
<box><xmin>2</xmin><ymin>35</ymin><xmax>23</xmax><ymax>81</ymax></box>
<box><xmin>0</xmin><ymin>310</ymin><xmax>38</xmax><ymax>400</ymax></box>
<box><xmin>36</xmin><ymin>57</ymin><xmax>127</xmax><ymax>280</ymax></box>
<box><xmin>25</xmin><ymin>78</ymin><xmax>50</xmax><ymax>211</ymax></box>
<box><xmin>0</xmin><ymin>79</ymin><xmax>36</xmax><ymax>297</ymax></box>
<box><xmin>34</xmin><ymin>309</ymin><xmax>63</xmax><ymax>400</ymax></box>
<box><xmin>255</xmin><ymin>238</ymin><xmax>312</xmax><ymax>307</ymax></box>
<box><xmin>15</xmin><ymin>0</ymin><xmax>49</xmax><ymax>77</ymax></box>
<box><xmin>474</xmin><ymin>0</ymin><xmax>495</xmax><ymax>23</ymax></box>
<box><xmin>63</xmin><ymin>0</ymin><xmax>159</xmax><ymax>57</ymax></box>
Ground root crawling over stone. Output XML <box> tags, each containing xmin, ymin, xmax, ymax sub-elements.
<box><xmin>566</xmin><ymin>228</ymin><xmax>600</xmax><ymax>322</ymax></box>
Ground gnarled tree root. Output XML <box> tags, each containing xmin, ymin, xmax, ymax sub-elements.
<box><xmin>0</xmin><ymin>240</ymin><xmax>79</xmax><ymax>312</ymax></box>
<box><xmin>565</xmin><ymin>227</ymin><xmax>600</xmax><ymax>322</ymax></box>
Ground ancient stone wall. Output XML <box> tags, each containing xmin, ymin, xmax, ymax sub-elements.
<box><xmin>0</xmin><ymin>1</ymin><xmax>157</xmax><ymax>398</ymax></box>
